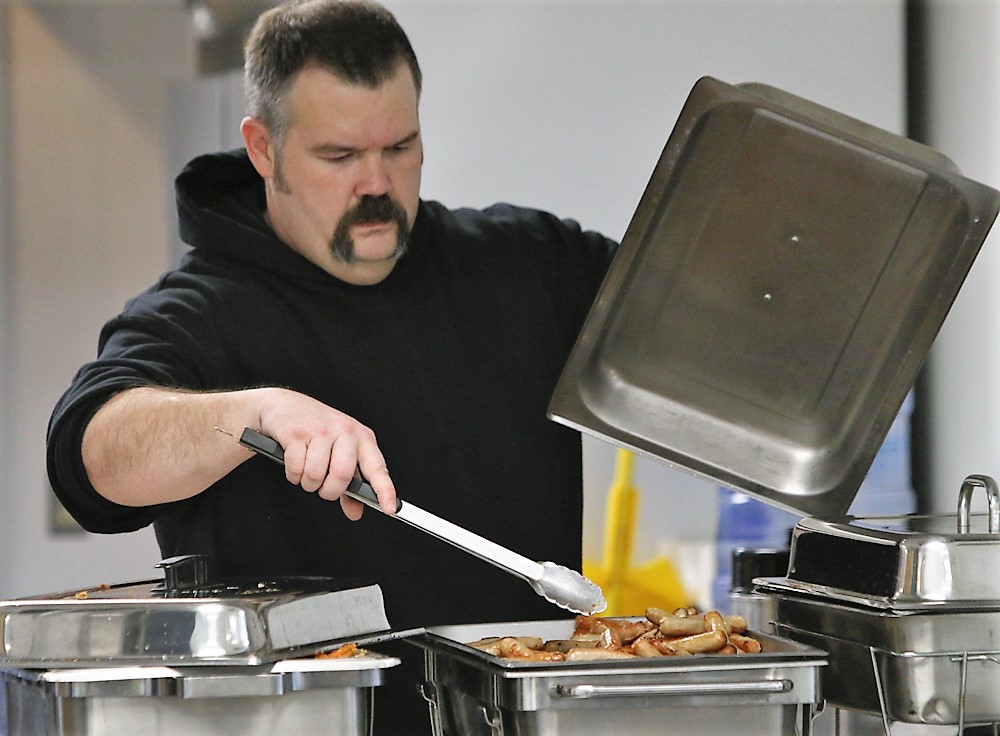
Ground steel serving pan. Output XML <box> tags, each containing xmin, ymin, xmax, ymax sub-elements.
<box><xmin>0</xmin><ymin>556</ymin><xmax>392</xmax><ymax>668</ymax></box>
<box><xmin>765</xmin><ymin>591</ymin><xmax>1000</xmax><ymax>726</ymax></box>
<box><xmin>412</xmin><ymin>619</ymin><xmax>826</xmax><ymax>736</ymax></box>
<box><xmin>0</xmin><ymin>653</ymin><xmax>399</xmax><ymax>736</ymax></box>
<box><xmin>549</xmin><ymin>76</ymin><xmax>1000</xmax><ymax>518</ymax></box>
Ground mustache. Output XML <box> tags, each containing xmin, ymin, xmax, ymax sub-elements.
<box><xmin>342</xmin><ymin>195</ymin><xmax>408</xmax><ymax>227</ymax></box>
<box><xmin>328</xmin><ymin>194</ymin><xmax>410</xmax><ymax>265</ymax></box>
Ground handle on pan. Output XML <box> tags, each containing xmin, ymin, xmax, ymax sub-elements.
<box><xmin>552</xmin><ymin>679</ymin><xmax>792</xmax><ymax>699</ymax></box>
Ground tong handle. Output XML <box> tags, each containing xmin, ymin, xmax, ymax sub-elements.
<box><xmin>237</xmin><ymin>427</ymin><xmax>396</xmax><ymax>511</ymax></box>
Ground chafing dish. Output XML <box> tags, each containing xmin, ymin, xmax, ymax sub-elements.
<box><xmin>0</xmin><ymin>556</ymin><xmax>391</xmax><ymax>668</ymax></box>
<box><xmin>0</xmin><ymin>653</ymin><xmax>399</xmax><ymax>736</ymax></box>
<box><xmin>412</xmin><ymin>619</ymin><xmax>826</xmax><ymax>736</ymax></box>
<box><xmin>756</xmin><ymin>476</ymin><xmax>1000</xmax><ymax>728</ymax></box>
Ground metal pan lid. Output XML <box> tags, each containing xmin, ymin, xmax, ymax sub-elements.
<box><xmin>765</xmin><ymin>475</ymin><xmax>1000</xmax><ymax>609</ymax></box>
<box><xmin>549</xmin><ymin>76</ymin><xmax>1000</xmax><ymax>517</ymax></box>
<box><xmin>0</xmin><ymin>556</ymin><xmax>392</xmax><ymax>668</ymax></box>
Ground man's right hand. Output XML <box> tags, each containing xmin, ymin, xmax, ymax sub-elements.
<box><xmin>81</xmin><ymin>385</ymin><xmax>397</xmax><ymax>519</ymax></box>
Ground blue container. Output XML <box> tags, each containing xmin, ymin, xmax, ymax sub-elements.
<box><xmin>712</xmin><ymin>488</ymin><xmax>797</xmax><ymax>611</ymax></box>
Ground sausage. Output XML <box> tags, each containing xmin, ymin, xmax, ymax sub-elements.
<box><xmin>617</xmin><ymin>619</ymin><xmax>656</xmax><ymax>644</ymax></box>
<box><xmin>704</xmin><ymin>611</ymin><xmax>726</xmax><ymax>632</ymax></box>
<box><xmin>723</xmin><ymin>615</ymin><xmax>748</xmax><ymax>634</ymax></box>
<box><xmin>663</xmin><ymin>628</ymin><xmax>729</xmax><ymax>655</ymax></box>
<box><xmin>631</xmin><ymin>638</ymin><xmax>667</xmax><ymax>658</ymax></box>
<box><xmin>566</xmin><ymin>647</ymin><xmax>637</xmax><ymax>661</ymax></box>
<box><xmin>730</xmin><ymin>633</ymin><xmax>763</xmax><ymax>654</ymax></box>
<box><xmin>497</xmin><ymin>637</ymin><xmax>565</xmax><ymax>661</ymax></box>
<box><xmin>542</xmin><ymin>639</ymin><xmax>598</xmax><ymax>654</ymax></box>
<box><xmin>658</xmin><ymin>614</ymin><xmax>707</xmax><ymax>637</ymax></box>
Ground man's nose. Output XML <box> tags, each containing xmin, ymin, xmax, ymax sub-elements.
<box><xmin>356</xmin><ymin>153</ymin><xmax>391</xmax><ymax>196</ymax></box>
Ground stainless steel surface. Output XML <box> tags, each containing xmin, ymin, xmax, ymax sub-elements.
<box><xmin>1</xmin><ymin>653</ymin><xmax>398</xmax><ymax>736</ymax></box>
<box><xmin>413</xmin><ymin>619</ymin><xmax>825</xmax><ymax>736</ymax></box>
<box><xmin>777</xmin><ymin>475</ymin><xmax>1000</xmax><ymax>609</ymax></box>
<box><xmin>0</xmin><ymin>559</ymin><xmax>391</xmax><ymax>668</ymax></box>
<box><xmin>237</xmin><ymin>428</ymin><xmax>607</xmax><ymax>615</ymax></box>
<box><xmin>549</xmin><ymin>76</ymin><xmax>1000</xmax><ymax>518</ymax></box>
<box><xmin>763</xmin><ymin>589</ymin><xmax>1000</xmax><ymax>725</ymax></box>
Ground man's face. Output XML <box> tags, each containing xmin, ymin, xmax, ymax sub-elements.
<box><xmin>257</xmin><ymin>62</ymin><xmax>422</xmax><ymax>285</ymax></box>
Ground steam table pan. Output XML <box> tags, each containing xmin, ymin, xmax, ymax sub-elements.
<box><xmin>549</xmin><ymin>76</ymin><xmax>1000</xmax><ymax>518</ymax></box>
<box><xmin>413</xmin><ymin>619</ymin><xmax>826</xmax><ymax>736</ymax></box>
<box><xmin>0</xmin><ymin>654</ymin><xmax>399</xmax><ymax>736</ymax></box>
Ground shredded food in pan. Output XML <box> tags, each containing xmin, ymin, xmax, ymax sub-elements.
<box><xmin>314</xmin><ymin>642</ymin><xmax>367</xmax><ymax>659</ymax></box>
<box><xmin>467</xmin><ymin>607</ymin><xmax>763</xmax><ymax>661</ymax></box>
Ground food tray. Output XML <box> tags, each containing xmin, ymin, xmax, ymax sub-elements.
<box><xmin>763</xmin><ymin>589</ymin><xmax>1000</xmax><ymax>726</ymax></box>
<box><xmin>0</xmin><ymin>557</ymin><xmax>392</xmax><ymax>667</ymax></box>
<box><xmin>412</xmin><ymin>619</ymin><xmax>826</xmax><ymax>736</ymax></box>
<box><xmin>549</xmin><ymin>76</ymin><xmax>1000</xmax><ymax>518</ymax></box>
<box><xmin>0</xmin><ymin>653</ymin><xmax>399</xmax><ymax>736</ymax></box>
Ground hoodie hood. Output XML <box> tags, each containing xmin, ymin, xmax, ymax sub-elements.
<box><xmin>175</xmin><ymin>148</ymin><xmax>424</xmax><ymax>288</ymax></box>
<box><xmin>176</xmin><ymin>149</ymin><xmax>268</xmax><ymax>249</ymax></box>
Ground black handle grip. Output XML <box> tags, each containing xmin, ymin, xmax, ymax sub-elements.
<box><xmin>237</xmin><ymin>427</ymin><xmax>396</xmax><ymax>511</ymax></box>
<box><xmin>239</xmin><ymin>428</ymin><xmax>284</xmax><ymax>463</ymax></box>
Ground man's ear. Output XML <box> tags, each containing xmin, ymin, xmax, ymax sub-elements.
<box><xmin>241</xmin><ymin>116</ymin><xmax>275</xmax><ymax>179</ymax></box>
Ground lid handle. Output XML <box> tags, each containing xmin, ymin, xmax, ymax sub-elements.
<box><xmin>156</xmin><ymin>554</ymin><xmax>211</xmax><ymax>591</ymax></box>
<box><xmin>957</xmin><ymin>474</ymin><xmax>1000</xmax><ymax>534</ymax></box>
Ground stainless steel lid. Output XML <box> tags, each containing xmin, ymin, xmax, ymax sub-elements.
<box><xmin>0</xmin><ymin>556</ymin><xmax>392</xmax><ymax>668</ymax></box>
<box><xmin>549</xmin><ymin>76</ymin><xmax>1000</xmax><ymax>517</ymax></box>
<box><xmin>759</xmin><ymin>475</ymin><xmax>1000</xmax><ymax>610</ymax></box>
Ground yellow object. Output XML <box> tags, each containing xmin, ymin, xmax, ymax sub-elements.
<box><xmin>583</xmin><ymin>449</ymin><xmax>690</xmax><ymax>616</ymax></box>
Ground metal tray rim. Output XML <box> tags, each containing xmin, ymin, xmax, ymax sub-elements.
<box><xmin>417</xmin><ymin>618</ymin><xmax>827</xmax><ymax>676</ymax></box>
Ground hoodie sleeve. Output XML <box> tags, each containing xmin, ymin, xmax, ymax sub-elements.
<box><xmin>46</xmin><ymin>278</ymin><xmax>235</xmax><ymax>534</ymax></box>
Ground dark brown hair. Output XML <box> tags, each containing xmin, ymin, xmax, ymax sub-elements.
<box><xmin>244</xmin><ymin>0</ymin><xmax>422</xmax><ymax>142</ymax></box>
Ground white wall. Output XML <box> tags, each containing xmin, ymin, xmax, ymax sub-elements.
<box><xmin>922</xmin><ymin>0</ymin><xmax>1000</xmax><ymax>513</ymax></box>
<box><xmin>1</xmin><ymin>1</ymin><xmax>193</xmax><ymax>597</ymax></box>
<box><xmin>1</xmin><ymin>0</ymin><xmax>905</xmax><ymax>599</ymax></box>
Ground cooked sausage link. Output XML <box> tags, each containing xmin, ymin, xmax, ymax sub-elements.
<box><xmin>667</xmin><ymin>628</ymin><xmax>729</xmax><ymax>655</ymax></box>
<box><xmin>730</xmin><ymin>633</ymin><xmax>763</xmax><ymax>654</ymax></box>
<box><xmin>723</xmin><ymin>615</ymin><xmax>748</xmax><ymax>634</ymax></box>
<box><xmin>566</xmin><ymin>647</ymin><xmax>637</xmax><ymax>661</ymax></box>
<box><xmin>469</xmin><ymin>610</ymin><xmax>762</xmax><ymax>662</ymax></box>
<box><xmin>704</xmin><ymin>611</ymin><xmax>726</xmax><ymax>632</ymax></box>
<box><xmin>658</xmin><ymin>614</ymin><xmax>707</xmax><ymax>637</ymax></box>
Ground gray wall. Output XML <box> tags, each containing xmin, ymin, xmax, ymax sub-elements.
<box><xmin>0</xmin><ymin>2</ymin><xmax>11</xmax><ymax>599</ymax></box>
<box><xmin>922</xmin><ymin>2</ymin><xmax>1000</xmax><ymax>513</ymax></box>
<box><xmin>1</xmin><ymin>0</ymin><xmax>906</xmax><ymax>600</ymax></box>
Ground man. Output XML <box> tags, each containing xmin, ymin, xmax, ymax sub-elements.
<box><xmin>47</xmin><ymin>1</ymin><xmax>616</xmax><ymax>732</ymax></box>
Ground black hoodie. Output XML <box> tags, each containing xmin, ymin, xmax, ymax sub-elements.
<box><xmin>47</xmin><ymin>149</ymin><xmax>617</xmax><ymax>630</ymax></box>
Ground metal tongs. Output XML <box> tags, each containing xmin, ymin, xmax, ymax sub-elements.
<box><xmin>233</xmin><ymin>427</ymin><xmax>607</xmax><ymax>615</ymax></box>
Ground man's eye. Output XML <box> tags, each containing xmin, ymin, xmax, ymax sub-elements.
<box><xmin>323</xmin><ymin>152</ymin><xmax>353</xmax><ymax>163</ymax></box>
